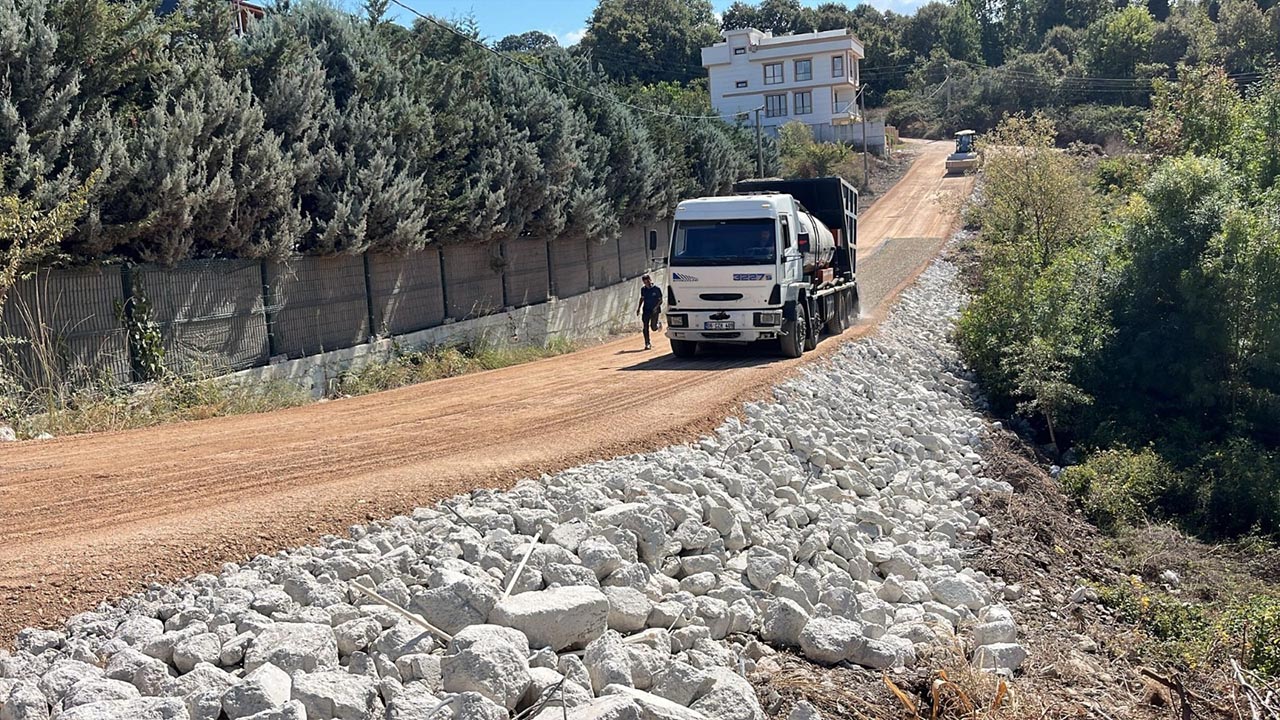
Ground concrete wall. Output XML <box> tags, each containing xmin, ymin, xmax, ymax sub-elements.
<box><xmin>228</xmin><ymin>269</ymin><xmax>667</xmax><ymax>398</ymax></box>
<box><xmin>763</xmin><ymin>118</ymin><xmax>887</xmax><ymax>153</ymax></box>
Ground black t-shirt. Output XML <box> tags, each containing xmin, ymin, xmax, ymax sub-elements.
<box><xmin>641</xmin><ymin>284</ymin><xmax>663</xmax><ymax>312</ymax></box>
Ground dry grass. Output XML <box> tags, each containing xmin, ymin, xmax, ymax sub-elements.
<box><xmin>5</xmin><ymin>372</ymin><xmax>310</xmax><ymax>439</ymax></box>
<box><xmin>330</xmin><ymin>337</ymin><xmax>577</xmax><ymax>398</ymax></box>
<box><xmin>754</xmin><ymin>645</ymin><xmax>1028</xmax><ymax>720</ymax></box>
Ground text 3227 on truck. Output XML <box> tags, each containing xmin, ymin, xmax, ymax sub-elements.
<box><xmin>663</xmin><ymin>176</ymin><xmax>860</xmax><ymax>359</ymax></box>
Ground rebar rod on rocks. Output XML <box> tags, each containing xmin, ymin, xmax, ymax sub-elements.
<box><xmin>350</xmin><ymin>582</ymin><xmax>453</xmax><ymax>644</ymax></box>
<box><xmin>502</xmin><ymin>527</ymin><xmax>544</xmax><ymax>601</ymax></box>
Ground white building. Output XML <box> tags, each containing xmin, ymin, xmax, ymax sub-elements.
<box><xmin>701</xmin><ymin>27</ymin><xmax>865</xmax><ymax>131</ymax></box>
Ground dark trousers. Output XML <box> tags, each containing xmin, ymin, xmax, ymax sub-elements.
<box><xmin>642</xmin><ymin>308</ymin><xmax>660</xmax><ymax>345</ymax></box>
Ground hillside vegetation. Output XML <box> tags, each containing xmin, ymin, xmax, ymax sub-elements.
<box><xmin>957</xmin><ymin>66</ymin><xmax>1280</xmax><ymax>542</ymax></box>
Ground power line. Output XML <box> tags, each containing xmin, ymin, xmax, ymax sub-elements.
<box><xmin>386</xmin><ymin>0</ymin><xmax>728</xmax><ymax>121</ymax></box>
<box><xmin>581</xmin><ymin>47</ymin><xmax>708</xmax><ymax>80</ymax></box>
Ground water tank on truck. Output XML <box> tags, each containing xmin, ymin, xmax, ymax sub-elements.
<box><xmin>794</xmin><ymin>210</ymin><xmax>836</xmax><ymax>274</ymax></box>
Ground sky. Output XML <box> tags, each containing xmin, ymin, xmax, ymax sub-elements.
<box><xmin>388</xmin><ymin>0</ymin><xmax>926</xmax><ymax>47</ymax></box>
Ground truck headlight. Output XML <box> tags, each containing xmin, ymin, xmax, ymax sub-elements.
<box><xmin>754</xmin><ymin>311</ymin><xmax>782</xmax><ymax>326</ymax></box>
<box><xmin>667</xmin><ymin>314</ymin><xmax>688</xmax><ymax>328</ymax></box>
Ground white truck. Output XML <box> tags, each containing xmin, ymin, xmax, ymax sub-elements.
<box><xmin>663</xmin><ymin>176</ymin><xmax>860</xmax><ymax>358</ymax></box>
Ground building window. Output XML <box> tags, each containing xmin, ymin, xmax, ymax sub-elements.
<box><xmin>734</xmin><ymin>47</ymin><xmax>746</xmax><ymax>55</ymax></box>
<box><xmin>794</xmin><ymin>58</ymin><xmax>812</xmax><ymax>82</ymax></box>
<box><xmin>765</xmin><ymin>93</ymin><xmax>787</xmax><ymax>118</ymax></box>
<box><xmin>735</xmin><ymin>80</ymin><xmax>748</xmax><ymax>88</ymax></box>
<box><xmin>763</xmin><ymin>63</ymin><xmax>783</xmax><ymax>85</ymax></box>
<box><xmin>794</xmin><ymin>91</ymin><xmax>812</xmax><ymax>115</ymax></box>
<box><xmin>834</xmin><ymin>88</ymin><xmax>853</xmax><ymax>114</ymax></box>
<box><xmin>832</xmin><ymin>55</ymin><xmax>845</xmax><ymax>77</ymax></box>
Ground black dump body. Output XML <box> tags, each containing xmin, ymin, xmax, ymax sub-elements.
<box><xmin>731</xmin><ymin>176</ymin><xmax>858</xmax><ymax>277</ymax></box>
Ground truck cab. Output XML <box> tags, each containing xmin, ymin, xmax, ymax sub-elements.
<box><xmin>664</xmin><ymin>177</ymin><xmax>859</xmax><ymax>358</ymax></box>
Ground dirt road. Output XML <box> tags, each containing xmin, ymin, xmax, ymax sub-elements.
<box><xmin>0</xmin><ymin>141</ymin><xmax>972</xmax><ymax>642</ymax></box>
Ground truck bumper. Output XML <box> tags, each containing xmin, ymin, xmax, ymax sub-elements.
<box><xmin>664</xmin><ymin>308</ymin><xmax>783</xmax><ymax>344</ymax></box>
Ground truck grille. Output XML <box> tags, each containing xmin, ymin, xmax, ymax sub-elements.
<box><xmin>699</xmin><ymin>293</ymin><xmax>743</xmax><ymax>301</ymax></box>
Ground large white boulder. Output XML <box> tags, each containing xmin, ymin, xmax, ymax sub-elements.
<box><xmin>760</xmin><ymin>598</ymin><xmax>808</xmax><ymax>648</ymax></box>
<box><xmin>57</xmin><ymin>697</ymin><xmax>189</xmax><ymax>720</ymax></box>
<box><xmin>243</xmin><ymin>623</ymin><xmax>338</xmax><ymax>675</ymax></box>
<box><xmin>489</xmin><ymin>586</ymin><xmax>609</xmax><ymax>651</ymax></box>
<box><xmin>290</xmin><ymin>670</ymin><xmax>381</xmax><ymax>720</ymax></box>
<box><xmin>689</xmin><ymin>668</ymin><xmax>764</xmax><ymax>720</ymax></box>
<box><xmin>603</xmin><ymin>685</ymin><xmax>713</xmax><ymax>720</ymax></box>
<box><xmin>440</xmin><ymin>625</ymin><xmax>531</xmax><ymax>711</ymax></box>
<box><xmin>221</xmin><ymin>663</ymin><xmax>291</xmax><ymax>719</ymax></box>
<box><xmin>797</xmin><ymin>617</ymin><xmax>862</xmax><ymax>665</ymax></box>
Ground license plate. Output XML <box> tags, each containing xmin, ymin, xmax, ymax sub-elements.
<box><xmin>704</xmin><ymin>321</ymin><xmax>735</xmax><ymax>330</ymax></box>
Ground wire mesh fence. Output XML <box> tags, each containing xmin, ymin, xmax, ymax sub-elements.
<box><xmin>0</xmin><ymin>225</ymin><xmax>664</xmax><ymax>392</ymax></box>
<box><xmin>135</xmin><ymin>259</ymin><xmax>270</xmax><ymax>375</ymax></box>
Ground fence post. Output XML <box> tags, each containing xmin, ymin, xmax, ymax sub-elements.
<box><xmin>500</xmin><ymin>241</ymin><xmax>510</xmax><ymax>309</ymax></box>
<box><xmin>120</xmin><ymin>263</ymin><xmax>139</xmax><ymax>382</ymax></box>
<box><xmin>437</xmin><ymin>247</ymin><xmax>449</xmax><ymax>320</ymax></box>
<box><xmin>362</xmin><ymin>252</ymin><xmax>377</xmax><ymax>341</ymax></box>
<box><xmin>545</xmin><ymin>238</ymin><xmax>555</xmax><ymax>298</ymax></box>
<box><xmin>616</xmin><ymin>232</ymin><xmax>625</xmax><ymax>281</ymax></box>
<box><xmin>587</xmin><ymin>238</ymin><xmax>595</xmax><ymax>290</ymax></box>
<box><xmin>259</xmin><ymin>260</ymin><xmax>278</xmax><ymax>359</ymax></box>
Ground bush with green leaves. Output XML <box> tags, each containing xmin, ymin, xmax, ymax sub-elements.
<box><xmin>954</xmin><ymin>113</ymin><xmax>1110</xmax><ymax>448</ymax></box>
<box><xmin>775</xmin><ymin>121</ymin><xmax>864</xmax><ymax>185</ymax></box>
<box><xmin>1060</xmin><ymin>447</ymin><xmax>1177</xmax><ymax>533</ymax></box>
<box><xmin>1216</xmin><ymin>595</ymin><xmax>1280</xmax><ymax>677</ymax></box>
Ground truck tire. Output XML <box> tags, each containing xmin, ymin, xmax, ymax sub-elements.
<box><xmin>803</xmin><ymin>299</ymin><xmax>819</xmax><ymax>351</ymax></box>
<box><xmin>847</xmin><ymin>287</ymin><xmax>861</xmax><ymax>324</ymax></box>
<box><xmin>670</xmin><ymin>339</ymin><xmax>698</xmax><ymax>358</ymax></box>
<box><xmin>779</xmin><ymin>303</ymin><xmax>808</xmax><ymax>358</ymax></box>
<box><xmin>825</xmin><ymin>292</ymin><xmax>848</xmax><ymax>335</ymax></box>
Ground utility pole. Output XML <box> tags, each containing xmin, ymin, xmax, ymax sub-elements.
<box><xmin>944</xmin><ymin>63</ymin><xmax>952</xmax><ymax>112</ymax></box>
<box><xmin>859</xmin><ymin>84</ymin><xmax>869</xmax><ymax>190</ymax></box>
<box><xmin>755</xmin><ymin>106</ymin><xmax>763</xmax><ymax>178</ymax></box>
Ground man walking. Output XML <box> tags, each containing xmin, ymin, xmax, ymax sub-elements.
<box><xmin>636</xmin><ymin>274</ymin><xmax>663</xmax><ymax>350</ymax></box>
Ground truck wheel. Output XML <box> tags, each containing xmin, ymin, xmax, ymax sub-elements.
<box><xmin>847</xmin><ymin>288</ymin><xmax>861</xmax><ymax>324</ymax></box>
<box><xmin>670</xmin><ymin>339</ymin><xmax>698</xmax><ymax>358</ymax></box>
<box><xmin>825</xmin><ymin>293</ymin><xmax>848</xmax><ymax>335</ymax></box>
<box><xmin>779</xmin><ymin>303</ymin><xmax>807</xmax><ymax>358</ymax></box>
<box><xmin>803</xmin><ymin>299</ymin><xmax>819</xmax><ymax>351</ymax></box>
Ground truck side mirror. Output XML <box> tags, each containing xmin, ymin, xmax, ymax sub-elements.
<box><xmin>797</xmin><ymin>232</ymin><xmax>810</xmax><ymax>252</ymax></box>
<box><xmin>648</xmin><ymin>230</ymin><xmax>658</xmax><ymax>251</ymax></box>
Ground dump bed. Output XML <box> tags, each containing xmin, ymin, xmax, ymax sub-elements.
<box><xmin>732</xmin><ymin>177</ymin><xmax>858</xmax><ymax>277</ymax></box>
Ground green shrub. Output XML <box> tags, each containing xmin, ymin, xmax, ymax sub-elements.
<box><xmin>1060</xmin><ymin>447</ymin><xmax>1177</xmax><ymax>533</ymax></box>
<box><xmin>1097</xmin><ymin>577</ymin><xmax>1207</xmax><ymax>642</ymax></box>
<box><xmin>1053</xmin><ymin>104</ymin><xmax>1146</xmax><ymax>147</ymax></box>
<box><xmin>1216</xmin><ymin>595</ymin><xmax>1280</xmax><ymax>676</ymax></box>
<box><xmin>1098</xmin><ymin>577</ymin><xmax>1280</xmax><ymax>677</ymax></box>
<box><xmin>1094</xmin><ymin>155</ymin><xmax>1152</xmax><ymax>194</ymax></box>
<box><xmin>1192</xmin><ymin>439</ymin><xmax>1280</xmax><ymax>538</ymax></box>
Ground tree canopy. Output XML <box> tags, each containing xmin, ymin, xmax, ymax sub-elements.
<box><xmin>577</xmin><ymin>0</ymin><xmax>719</xmax><ymax>84</ymax></box>
<box><xmin>0</xmin><ymin>0</ymin><xmax>763</xmax><ymax>265</ymax></box>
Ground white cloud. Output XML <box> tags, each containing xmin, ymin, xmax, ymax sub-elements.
<box><xmin>553</xmin><ymin>27</ymin><xmax>587</xmax><ymax>46</ymax></box>
<box><xmin>856</xmin><ymin>0</ymin><xmax>929</xmax><ymax>13</ymax></box>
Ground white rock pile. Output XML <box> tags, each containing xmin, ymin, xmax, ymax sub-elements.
<box><xmin>0</xmin><ymin>259</ymin><xmax>1027</xmax><ymax>720</ymax></box>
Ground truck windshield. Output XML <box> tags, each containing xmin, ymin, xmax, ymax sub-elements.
<box><xmin>670</xmin><ymin>219</ymin><xmax>776</xmax><ymax>266</ymax></box>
